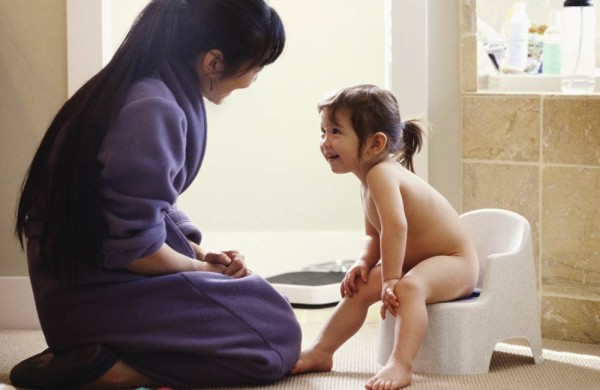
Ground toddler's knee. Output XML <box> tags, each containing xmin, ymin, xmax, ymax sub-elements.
<box><xmin>352</xmin><ymin>274</ymin><xmax>382</xmax><ymax>304</ymax></box>
<box><xmin>395</xmin><ymin>276</ymin><xmax>426</xmax><ymax>302</ymax></box>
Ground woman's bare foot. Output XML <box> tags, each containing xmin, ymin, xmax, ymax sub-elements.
<box><xmin>290</xmin><ymin>347</ymin><xmax>334</xmax><ymax>374</ymax></box>
<box><xmin>86</xmin><ymin>360</ymin><xmax>156</xmax><ymax>388</ymax></box>
<box><xmin>365</xmin><ymin>360</ymin><xmax>412</xmax><ymax>390</ymax></box>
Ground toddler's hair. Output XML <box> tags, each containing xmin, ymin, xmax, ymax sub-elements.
<box><xmin>317</xmin><ymin>84</ymin><xmax>424</xmax><ymax>173</ymax></box>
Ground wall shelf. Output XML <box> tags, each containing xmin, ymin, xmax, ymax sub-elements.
<box><xmin>479</xmin><ymin>74</ymin><xmax>600</xmax><ymax>93</ymax></box>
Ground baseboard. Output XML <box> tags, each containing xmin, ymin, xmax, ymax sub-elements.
<box><xmin>0</xmin><ymin>276</ymin><xmax>41</xmax><ymax>330</ymax></box>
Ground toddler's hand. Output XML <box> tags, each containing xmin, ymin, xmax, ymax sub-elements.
<box><xmin>340</xmin><ymin>260</ymin><xmax>369</xmax><ymax>298</ymax></box>
<box><xmin>380</xmin><ymin>278</ymin><xmax>400</xmax><ymax>319</ymax></box>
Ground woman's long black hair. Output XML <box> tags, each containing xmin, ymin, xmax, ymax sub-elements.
<box><xmin>15</xmin><ymin>0</ymin><xmax>285</xmax><ymax>282</ymax></box>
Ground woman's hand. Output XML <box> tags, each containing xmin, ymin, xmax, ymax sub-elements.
<box><xmin>380</xmin><ymin>278</ymin><xmax>400</xmax><ymax>319</ymax></box>
<box><xmin>340</xmin><ymin>260</ymin><xmax>370</xmax><ymax>298</ymax></box>
<box><xmin>204</xmin><ymin>250</ymin><xmax>249</xmax><ymax>278</ymax></box>
<box><xmin>189</xmin><ymin>241</ymin><xmax>250</xmax><ymax>278</ymax></box>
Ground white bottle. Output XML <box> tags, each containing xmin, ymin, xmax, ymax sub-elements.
<box><xmin>561</xmin><ymin>0</ymin><xmax>596</xmax><ymax>93</ymax></box>
<box><xmin>542</xmin><ymin>12</ymin><xmax>562</xmax><ymax>74</ymax></box>
<box><xmin>504</xmin><ymin>2</ymin><xmax>530</xmax><ymax>72</ymax></box>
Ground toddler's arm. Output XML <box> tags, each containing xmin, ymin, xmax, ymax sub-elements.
<box><xmin>366</xmin><ymin>165</ymin><xmax>408</xmax><ymax>282</ymax></box>
<box><xmin>342</xmin><ymin>218</ymin><xmax>381</xmax><ymax>297</ymax></box>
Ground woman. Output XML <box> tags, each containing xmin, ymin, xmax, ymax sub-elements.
<box><xmin>11</xmin><ymin>0</ymin><xmax>301</xmax><ymax>388</ymax></box>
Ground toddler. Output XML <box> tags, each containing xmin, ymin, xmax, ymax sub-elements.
<box><xmin>292</xmin><ymin>85</ymin><xmax>479</xmax><ymax>389</ymax></box>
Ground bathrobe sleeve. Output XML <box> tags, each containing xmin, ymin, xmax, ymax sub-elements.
<box><xmin>98</xmin><ymin>91</ymin><xmax>189</xmax><ymax>268</ymax></box>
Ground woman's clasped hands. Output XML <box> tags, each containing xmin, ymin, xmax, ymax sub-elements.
<box><xmin>189</xmin><ymin>241</ymin><xmax>250</xmax><ymax>278</ymax></box>
<box><xmin>203</xmin><ymin>250</ymin><xmax>250</xmax><ymax>278</ymax></box>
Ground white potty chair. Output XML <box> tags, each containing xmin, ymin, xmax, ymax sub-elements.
<box><xmin>376</xmin><ymin>208</ymin><xmax>543</xmax><ymax>375</ymax></box>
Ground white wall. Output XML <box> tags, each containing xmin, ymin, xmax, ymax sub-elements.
<box><xmin>1</xmin><ymin>1</ymin><xmax>462</xmax><ymax>326</ymax></box>
<box><xmin>187</xmin><ymin>0</ymin><xmax>385</xmax><ymax>272</ymax></box>
<box><xmin>110</xmin><ymin>0</ymin><xmax>149</xmax><ymax>51</ymax></box>
<box><xmin>181</xmin><ymin>1</ymin><xmax>384</xmax><ymax>234</ymax></box>
<box><xmin>109</xmin><ymin>2</ymin><xmax>462</xmax><ymax>278</ymax></box>
<box><xmin>106</xmin><ymin>0</ymin><xmax>385</xmax><ymax>274</ymax></box>
<box><xmin>65</xmin><ymin>1</ymin><xmax>460</xmax><ymax>275</ymax></box>
<box><xmin>6</xmin><ymin>0</ymin><xmax>463</xmax><ymax>277</ymax></box>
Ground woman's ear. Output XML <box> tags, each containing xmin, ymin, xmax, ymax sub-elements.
<box><xmin>369</xmin><ymin>132</ymin><xmax>388</xmax><ymax>154</ymax></box>
<box><xmin>200</xmin><ymin>49</ymin><xmax>225</xmax><ymax>78</ymax></box>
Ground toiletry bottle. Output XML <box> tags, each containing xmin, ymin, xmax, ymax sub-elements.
<box><xmin>504</xmin><ymin>2</ymin><xmax>530</xmax><ymax>72</ymax></box>
<box><xmin>561</xmin><ymin>0</ymin><xmax>596</xmax><ymax>93</ymax></box>
<box><xmin>542</xmin><ymin>12</ymin><xmax>561</xmax><ymax>74</ymax></box>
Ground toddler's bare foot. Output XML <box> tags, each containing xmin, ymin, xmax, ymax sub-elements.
<box><xmin>290</xmin><ymin>347</ymin><xmax>333</xmax><ymax>374</ymax></box>
<box><xmin>365</xmin><ymin>360</ymin><xmax>412</xmax><ymax>390</ymax></box>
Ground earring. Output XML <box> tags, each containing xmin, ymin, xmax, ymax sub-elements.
<box><xmin>209</xmin><ymin>78</ymin><xmax>213</xmax><ymax>91</ymax></box>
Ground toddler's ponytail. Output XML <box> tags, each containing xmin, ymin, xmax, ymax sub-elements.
<box><xmin>396</xmin><ymin>120</ymin><xmax>424</xmax><ymax>173</ymax></box>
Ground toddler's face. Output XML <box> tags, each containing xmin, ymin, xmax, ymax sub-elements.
<box><xmin>319</xmin><ymin>108</ymin><xmax>361</xmax><ymax>175</ymax></box>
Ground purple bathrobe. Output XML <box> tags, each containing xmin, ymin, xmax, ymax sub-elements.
<box><xmin>25</xmin><ymin>60</ymin><xmax>301</xmax><ymax>387</ymax></box>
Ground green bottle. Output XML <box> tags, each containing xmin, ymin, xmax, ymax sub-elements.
<box><xmin>542</xmin><ymin>12</ymin><xmax>561</xmax><ymax>74</ymax></box>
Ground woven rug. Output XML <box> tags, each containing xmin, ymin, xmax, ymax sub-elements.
<box><xmin>1</xmin><ymin>324</ymin><xmax>599</xmax><ymax>389</ymax></box>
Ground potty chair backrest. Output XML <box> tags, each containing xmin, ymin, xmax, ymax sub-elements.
<box><xmin>460</xmin><ymin>208</ymin><xmax>530</xmax><ymax>290</ymax></box>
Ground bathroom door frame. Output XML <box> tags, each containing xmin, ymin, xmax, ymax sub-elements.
<box><xmin>66</xmin><ymin>0</ymin><xmax>112</xmax><ymax>97</ymax></box>
<box><xmin>386</xmin><ymin>0</ymin><xmax>461</xmax><ymax>206</ymax></box>
<box><xmin>386</xmin><ymin>0</ymin><xmax>429</xmax><ymax>181</ymax></box>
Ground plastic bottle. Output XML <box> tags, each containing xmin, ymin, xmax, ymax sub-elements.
<box><xmin>561</xmin><ymin>0</ymin><xmax>596</xmax><ymax>93</ymax></box>
<box><xmin>542</xmin><ymin>12</ymin><xmax>562</xmax><ymax>74</ymax></box>
<box><xmin>503</xmin><ymin>2</ymin><xmax>530</xmax><ymax>72</ymax></box>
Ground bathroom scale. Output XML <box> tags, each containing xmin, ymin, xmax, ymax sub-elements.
<box><xmin>266</xmin><ymin>260</ymin><xmax>353</xmax><ymax>308</ymax></box>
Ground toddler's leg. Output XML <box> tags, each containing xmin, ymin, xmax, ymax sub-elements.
<box><xmin>291</xmin><ymin>266</ymin><xmax>382</xmax><ymax>374</ymax></box>
<box><xmin>366</xmin><ymin>254</ymin><xmax>478</xmax><ymax>390</ymax></box>
<box><xmin>366</xmin><ymin>277</ymin><xmax>427</xmax><ymax>390</ymax></box>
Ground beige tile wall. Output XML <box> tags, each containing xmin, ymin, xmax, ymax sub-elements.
<box><xmin>460</xmin><ymin>1</ymin><xmax>600</xmax><ymax>344</ymax></box>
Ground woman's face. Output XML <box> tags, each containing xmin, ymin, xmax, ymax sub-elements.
<box><xmin>195</xmin><ymin>52</ymin><xmax>262</xmax><ymax>104</ymax></box>
<box><xmin>204</xmin><ymin>67</ymin><xmax>261</xmax><ymax>104</ymax></box>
